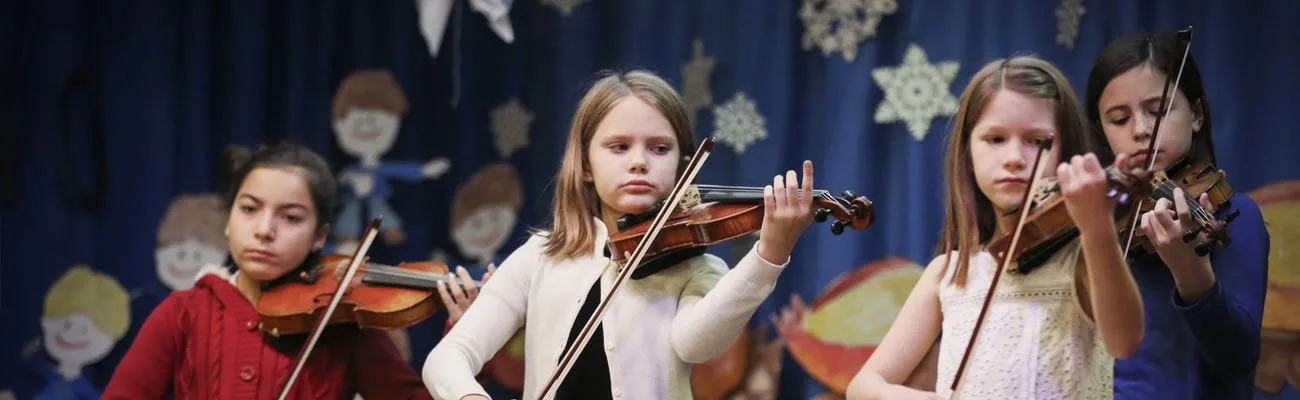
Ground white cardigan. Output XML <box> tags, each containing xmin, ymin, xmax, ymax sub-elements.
<box><xmin>421</xmin><ymin>218</ymin><xmax>788</xmax><ymax>400</ymax></box>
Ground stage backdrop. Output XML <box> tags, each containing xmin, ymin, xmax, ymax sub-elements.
<box><xmin>2</xmin><ymin>0</ymin><xmax>1298</xmax><ymax>399</ymax></box>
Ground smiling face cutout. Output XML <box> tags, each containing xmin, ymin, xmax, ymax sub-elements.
<box><xmin>450</xmin><ymin>163</ymin><xmax>524</xmax><ymax>263</ymax></box>
<box><xmin>41</xmin><ymin>265</ymin><xmax>129</xmax><ymax>377</ymax></box>
<box><xmin>155</xmin><ymin>194</ymin><xmax>229</xmax><ymax>290</ymax></box>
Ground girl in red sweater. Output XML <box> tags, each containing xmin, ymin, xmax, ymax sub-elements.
<box><xmin>103</xmin><ymin>142</ymin><xmax>434</xmax><ymax>399</ymax></box>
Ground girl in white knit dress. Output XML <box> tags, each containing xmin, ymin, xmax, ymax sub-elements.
<box><xmin>846</xmin><ymin>56</ymin><xmax>1146</xmax><ymax>400</ymax></box>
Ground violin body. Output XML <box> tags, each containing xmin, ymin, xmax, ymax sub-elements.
<box><xmin>1119</xmin><ymin>158</ymin><xmax>1239</xmax><ymax>256</ymax></box>
<box><xmin>256</xmin><ymin>254</ymin><xmax>452</xmax><ymax>337</ymax></box>
<box><xmin>608</xmin><ymin>203</ymin><xmax>762</xmax><ymax>264</ymax></box>
<box><xmin>606</xmin><ymin>185</ymin><xmax>875</xmax><ymax>269</ymax></box>
<box><xmin>988</xmin><ymin>165</ymin><xmax>1150</xmax><ymax>273</ymax></box>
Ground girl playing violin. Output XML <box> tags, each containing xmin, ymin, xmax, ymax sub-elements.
<box><xmin>845</xmin><ymin>56</ymin><xmax>1145</xmax><ymax>400</ymax></box>
<box><xmin>421</xmin><ymin>69</ymin><xmax>816</xmax><ymax>399</ymax></box>
<box><xmin>1085</xmin><ymin>31</ymin><xmax>1270</xmax><ymax>400</ymax></box>
<box><xmin>103</xmin><ymin>142</ymin><xmax>434</xmax><ymax>399</ymax></box>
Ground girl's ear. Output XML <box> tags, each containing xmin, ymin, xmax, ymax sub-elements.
<box><xmin>1191</xmin><ymin>98</ymin><xmax>1205</xmax><ymax>133</ymax></box>
<box><xmin>314</xmin><ymin>223</ymin><xmax>330</xmax><ymax>250</ymax></box>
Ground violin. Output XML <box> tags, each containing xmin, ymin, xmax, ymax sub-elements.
<box><xmin>987</xmin><ymin>162</ymin><xmax>1151</xmax><ymax>274</ymax></box>
<box><xmin>536</xmin><ymin>138</ymin><xmax>875</xmax><ymax>399</ymax></box>
<box><xmin>255</xmin><ymin>251</ymin><xmax>479</xmax><ymax>337</ymax></box>
<box><xmin>606</xmin><ymin>184</ymin><xmax>874</xmax><ymax>277</ymax></box>
<box><xmin>1111</xmin><ymin>26</ymin><xmax>1240</xmax><ymax>259</ymax></box>
<box><xmin>262</xmin><ymin>217</ymin><xmax>476</xmax><ymax>400</ymax></box>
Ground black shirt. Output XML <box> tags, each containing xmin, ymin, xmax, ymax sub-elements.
<box><xmin>553</xmin><ymin>275</ymin><xmax>614</xmax><ymax>399</ymax></box>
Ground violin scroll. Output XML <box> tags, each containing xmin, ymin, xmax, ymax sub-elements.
<box><xmin>815</xmin><ymin>190</ymin><xmax>875</xmax><ymax>235</ymax></box>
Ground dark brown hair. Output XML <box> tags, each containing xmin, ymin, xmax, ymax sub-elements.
<box><xmin>1085</xmin><ymin>31</ymin><xmax>1215</xmax><ymax>167</ymax></box>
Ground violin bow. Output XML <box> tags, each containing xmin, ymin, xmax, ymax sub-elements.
<box><xmin>535</xmin><ymin>138</ymin><xmax>716</xmax><ymax>400</ymax></box>
<box><xmin>949</xmin><ymin>136</ymin><xmax>1055</xmax><ymax>396</ymax></box>
<box><xmin>276</xmin><ymin>217</ymin><xmax>383</xmax><ymax>400</ymax></box>
<box><xmin>1121</xmin><ymin>27</ymin><xmax>1193</xmax><ymax>259</ymax></box>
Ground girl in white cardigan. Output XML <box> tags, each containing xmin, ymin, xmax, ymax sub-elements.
<box><xmin>421</xmin><ymin>70</ymin><xmax>816</xmax><ymax>400</ymax></box>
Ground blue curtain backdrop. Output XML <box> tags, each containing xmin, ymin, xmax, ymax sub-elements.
<box><xmin>2</xmin><ymin>0</ymin><xmax>1298</xmax><ymax>399</ymax></box>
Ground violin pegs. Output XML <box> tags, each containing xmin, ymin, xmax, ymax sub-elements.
<box><xmin>1194</xmin><ymin>242</ymin><xmax>1212</xmax><ymax>257</ymax></box>
<box><xmin>1225</xmin><ymin>208</ymin><xmax>1240</xmax><ymax>223</ymax></box>
<box><xmin>830</xmin><ymin>220</ymin><xmax>846</xmax><ymax>235</ymax></box>
<box><xmin>841</xmin><ymin>190</ymin><xmax>856</xmax><ymax>199</ymax></box>
<box><xmin>814</xmin><ymin>208</ymin><xmax>830</xmax><ymax>222</ymax></box>
<box><xmin>1182</xmin><ymin>226</ymin><xmax>1203</xmax><ymax>243</ymax></box>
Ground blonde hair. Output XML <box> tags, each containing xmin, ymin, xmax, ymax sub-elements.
<box><xmin>43</xmin><ymin>265</ymin><xmax>131</xmax><ymax>340</ymax></box>
<box><xmin>157</xmin><ymin>193</ymin><xmax>229</xmax><ymax>249</ymax></box>
<box><xmin>936</xmin><ymin>56</ymin><xmax>1098</xmax><ymax>286</ymax></box>
<box><xmin>332</xmin><ymin>69</ymin><xmax>408</xmax><ymax>120</ymax></box>
<box><xmin>540</xmin><ymin>70</ymin><xmax>696</xmax><ymax>259</ymax></box>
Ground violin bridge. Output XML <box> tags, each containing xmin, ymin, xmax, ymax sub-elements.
<box><xmin>677</xmin><ymin>185</ymin><xmax>701</xmax><ymax>209</ymax></box>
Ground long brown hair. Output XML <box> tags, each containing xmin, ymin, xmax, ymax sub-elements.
<box><xmin>936</xmin><ymin>56</ymin><xmax>1098</xmax><ymax>286</ymax></box>
<box><xmin>538</xmin><ymin>70</ymin><xmax>696</xmax><ymax>259</ymax></box>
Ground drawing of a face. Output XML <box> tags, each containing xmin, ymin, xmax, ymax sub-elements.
<box><xmin>41</xmin><ymin>313</ymin><xmax>114</xmax><ymax>372</ymax></box>
<box><xmin>452</xmin><ymin>206</ymin><xmax>517</xmax><ymax>263</ymax></box>
<box><xmin>334</xmin><ymin>108</ymin><xmax>401</xmax><ymax>159</ymax></box>
<box><xmin>156</xmin><ymin>238</ymin><xmax>228</xmax><ymax>290</ymax></box>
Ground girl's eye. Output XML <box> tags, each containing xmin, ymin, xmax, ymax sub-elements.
<box><xmin>610</xmin><ymin>144</ymin><xmax>628</xmax><ymax>152</ymax></box>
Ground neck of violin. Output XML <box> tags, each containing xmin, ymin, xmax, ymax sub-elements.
<box><xmin>694</xmin><ymin>185</ymin><xmax>829</xmax><ymax>203</ymax></box>
<box><xmin>361</xmin><ymin>264</ymin><xmax>482</xmax><ymax>290</ymax></box>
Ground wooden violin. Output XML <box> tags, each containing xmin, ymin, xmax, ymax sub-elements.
<box><xmin>255</xmin><ymin>251</ymin><xmax>479</xmax><ymax>337</ymax></box>
<box><xmin>988</xmin><ymin>161</ymin><xmax>1152</xmax><ymax>274</ymax></box>
<box><xmin>263</xmin><ymin>217</ymin><xmax>477</xmax><ymax>400</ymax></box>
<box><xmin>1115</xmin><ymin>27</ymin><xmax>1239</xmax><ymax>258</ymax></box>
<box><xmin>606</xmin><ymin>183</ymin><xmax>874</xmax><ymax>277</ymax></box>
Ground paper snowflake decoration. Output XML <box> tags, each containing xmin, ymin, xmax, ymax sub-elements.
<box><xmin>1056</xmin><ymin>0</ymin><xmax>1085</xmax><ymax>49</ymax></box>
<box><xmin>799</xmin><ymin>0</ymin><xmax>898</xmax><ymax>62</ymax></box>
<box><xmin>542</xmin><ymin>0</ymin><xmax>588</xmax><ymax>16</ymax></box>
<box><xmin>490</xmin><ymin>97</ymin><xmax>534</xmax><ymax>158</ymax></box>
<box><xmin>871</xmin><ymin>44</ymin><xmax>960</xmax><ymax>141</ymax></box>
<box><xmin>712</xmin><ymin>92</ymin><xmax>768</xmax><ymax>154</ymax></box>
<box><xmin>681</xmin><ymin>38</ymin><xmax>716</xmax><ymax>127</ymax></box>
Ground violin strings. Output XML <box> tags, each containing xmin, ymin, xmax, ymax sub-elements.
<box><xmin>1151</xmin><ymin>180</ymin><xmax>1214</xmax><ymax>222</ymax></box>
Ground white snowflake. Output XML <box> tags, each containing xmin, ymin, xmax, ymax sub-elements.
<box><xmin>542</xmin><ymin>0</ymin><xmax>588</xmax><ymax>16</ymax></box>
<box><xmin>799</xmin><ymin>0</ymin><xmax>898</xmax><ymax>62</ymax></box>
<box><xmin>681</xmin><ymin>38</ymin><xmax>716</xmax><ymax>127</ymax></box>
<box><xmin>490</xmin><ymin>97</ymin><xmax>533</xmax><ymax>158</ymax></box>
<box><xmin>712</xmin><ymin>92</ymin><xmax>768</xmax><ymax>154</ymax></box>
<box><xmin>871</xmin><ymin>43</ymin><xmax>960</xmax><ymax>141</ymax></box>
<box><xmin>1056</xmin><ymin>0</ymin><xmax>1085</xmax><ymax>49</ymax></box>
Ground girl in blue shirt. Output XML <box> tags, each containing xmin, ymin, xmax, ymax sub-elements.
<box><xmin>1084</xmin><ymin>31</ymin><xmax>1271</xmax><ymax>400</ymax></box>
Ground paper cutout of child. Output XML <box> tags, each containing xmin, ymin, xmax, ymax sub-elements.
<box><xmin>449</xmin><ymin>163</ymin><xmax>522</xmax><ymax>264</ymax></box>
<box><xmin>32</xmin><ymin>265</ymin><xmax>130</xmax><ymax>399</ymax></box>
<box><xmin>155</xmin><ymin>194</ymin><xmax>228</xmax><ymax>291</ymax></box>
<box><xmin>332</xmin><ymin>69</ymin><xmax>450</xmax><ymax>252</ymax></box>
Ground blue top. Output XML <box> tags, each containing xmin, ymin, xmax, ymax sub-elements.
<box><xmin>339</xmin><ymin>161</ymin><xmax>426</xmax><ymax>200</ymax></box>
<box><xmin>1114</xmin><ymin>192</ymin><xmax>1271</xmax><ymax>400</ymax></box>
<box><xmin>29</xmin><ymin>356</ymin><xmax>101</xmax><ymax>400</ymax></box>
